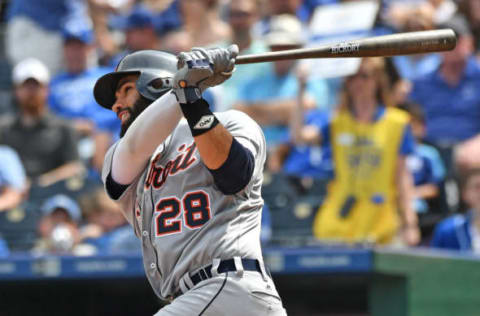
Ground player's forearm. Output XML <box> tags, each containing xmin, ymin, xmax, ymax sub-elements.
<box><xmin>194</xmin><ymin>124</ymin><xmax>233</xmax><ymax>169</ymax></box>
<box><xmin>112</xmin><ymin>92</ymin><xmax>182</xmax><ymax>184</ymax></box>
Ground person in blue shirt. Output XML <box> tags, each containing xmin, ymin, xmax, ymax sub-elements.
<box><xmin>235</xmin><ymin>14</ymin><xmax>331</xmax><ymax>149</ymax></box>
<box><xmin>267</xmin><ymin>66</ymin><xmax>333</xmax><ymax>180</ymax></box>
<box><xmin>408</xmin><ymin>15</ymin><xmax>480</xmax><ymax>173</ymax></box>
<box><xmin>0</xmin><ymin>145</ymin><xmax>27</xmax><ymax>212</ymax></box>
<box><xmin>431</xmin><ymin>168</ymin><xmax>480</xmax><ymax>252</ymax></box>
<box><xmin>0</xmin><ymin>145</ymin><xmax>27</xmax><ymax>255</ymax></box>
<box><xmin>391</xmin><ymin>9</ymin><xmax>441</xmax><ymax>81</ymax></box>
<box><xmin>108</xmin><ymin>4</ymin><xmax>160</xmax><ymax>68</ymax></box>
<box><xmin>6</xmin><ymin>0</ymin><xmax>91</xmax><ymax>75</ymax></box>
<box><xmin>401</xmin><ymin>102</ymin><xmax>446</xmax><ymax>214</ymax></box>
<box><xmin>48</xmin><ymin>26</ymin><xmax>120</xmax><ymax>179</ymax></box>
<box><xmin>79</xmin><ymin>187</ymin><xmax>140</xmax><ymax>254</ymax></box>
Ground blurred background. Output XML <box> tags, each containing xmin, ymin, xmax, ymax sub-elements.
<box><xmin>0</xmin><ymin>0</ymin><xmax>480</xmax><ymax>315</ymax></box>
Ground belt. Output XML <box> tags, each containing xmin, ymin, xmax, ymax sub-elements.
<box><xmin>170</xmin><ymin>258</ymin><xmax>262</xmax><ymax>300</ymax></box>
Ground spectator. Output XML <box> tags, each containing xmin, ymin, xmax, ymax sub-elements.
<box><xmin>384</xmin><ymin>0</ymin><xmax>456</xmax><ymax>30</ymax></box>
<box><xmin>409</xmin><ymin>14</ymin><xmax>480</xmax><ymax>173</ymax></box>
<box><xmin>0</xmin><ymin>58</ymin><xmax>83</xmax><ymax>187</ymax></box>
<box><xmin>401</xmin><ymin>102</ymin><xmax>446</xmax><ymax>214</ymax></box>
<box><xmin>0</xmin><ymin>145</ymin><xmax>27</xmax><ymax>212</ymax></box>
<box><xmin>460</xmin><ymin>0</ymin><xmax>480</xmax><ymax>54</ymax></box>
<box><xmin>218</xmin><ymin>0</ymin><xmax>271</xmax><ymax>110</ymax></box>
<box><xmin>431</xmin><ymin>168</ymin><xmax>480</xmax><ymax>251</ymax></box>
<box><xmin>79</xmin><ymin>187</ymin><xmax>139</xmax><ymax>254</ymax></box>
<box><xmin>5</xmin><ymin>0</ymin><xmax>93</xmax><ymax>75</ymax></box>
<box><xmin>49</xmin><ymin>25</ymin><xmax>119</xmax><ymax>178</ymax></box>
<box><xmin>108</xmin><ymin>4</ymin><xmax>160</xmax><ymax>67</ymax></box>
<box><xmin>180</xmin><ymin>0</ymin><xmax>232</xmax><ymax>47</ymax></box>
<box><xmin>235</xmin><ymin>14</ymin><xmax>330</xmax><ymax>149</ymax></box>
<box><xmin>268</xmin><ymin>65</ymin><xmax>332</xmax><ymax>181</ymax></box>
<box><xmin>291</xmin><ymin>57</ymin><xmax>420</xmax><ymax>246</ymax></box>
<box><xmin>391</xmin><ymin>5</ymin><xmax>441</xmax><ymax>81</ymax></box>
<box><xmin>0</xmin><ymin>146</ymin><xmax>30</xmax><ymax>254</ymax></box>
<box><xmin>34</xmin><ymin>194</ymin><xmax>82</xmax><ymax>254</ymax></box>
<box><xmin>160</xmin><ymin>29</ymin><xmax>194</xmax><ymax>55</ymax></box>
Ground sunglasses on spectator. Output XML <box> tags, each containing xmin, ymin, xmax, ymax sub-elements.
<box><xmin>349</xmin><ymin>72</ymin><xmax>374</xmax><ymax>80</ymax></box>
<box><xmin>229</xmin><ymin>10</ymin><xmax>253</xmax><ymax>18</ymax></box>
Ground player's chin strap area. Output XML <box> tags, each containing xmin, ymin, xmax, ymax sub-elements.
<box><xmin>171</xmin><ymin>258</ymin><xmax>267</xmax><ymax>301</ymax></box>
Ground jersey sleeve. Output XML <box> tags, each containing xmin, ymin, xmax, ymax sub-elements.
<box><xmin>399</xmin><ymin>124</ymin><xmax>415</xmax><ymax>156</ymax></box>
<box><xmin>101</xmin><ymin>142</ymin><xmax>140</xmax><ymax>226</ymax></box>
<box><xmin>216</xmin><ymin>110</ymin><xmax>266</xmax><ymax>186</ymax></box>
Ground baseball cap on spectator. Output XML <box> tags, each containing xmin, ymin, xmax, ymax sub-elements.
<box><xmin>62</xmin><ymin>25</ymin><xmax>95</xmax><ymax>44</ymax></box>
<box><xmin>41</xmin><ymin>194</ymin><xmax>81</xmax><ymax>222</ymax></box>
<box><xmin>438</xmin><ymin>14</ymin><xmax>472</xmax><ymax>38</ymax></box>
<box><xmin>264</xmin><ymin>14</ymin><xmax>305</xmax><ymax>48</ymax></box>
<box><xmin>12</xmin><ymin>58</ymin><xmax>50</xmax><ymax>85</ymax></box>
<box><xmin>121</xmin><ymin>5</ymin><xmax>155</xmax><ymax>30</ymax></box>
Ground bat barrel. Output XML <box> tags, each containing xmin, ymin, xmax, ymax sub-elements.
<box><xmin>348</xmin><ymin>28</ymin><xmax>457</xmax><ymax>57</ymax></box>
<box><xmin>235</xmin><ymin>29</ymin><xmax>457</xmax><ymax>64</ymax></box>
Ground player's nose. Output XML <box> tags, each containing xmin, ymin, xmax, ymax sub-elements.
<box><xmin>112</xmin><ymin>99</ymin><xmax>124</xmax><ymax>114</ymax></box>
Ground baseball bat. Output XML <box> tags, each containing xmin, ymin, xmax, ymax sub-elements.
<box><xmin>235</xmin><ymin>29</ymin><xmax>456</xmax><ymax>64</ymax></box>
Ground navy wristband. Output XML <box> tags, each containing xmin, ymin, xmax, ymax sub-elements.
<box><xmin>179</xmin><ymin>98</ymin><xmax>219</xmax><ymax>137</ymax></box>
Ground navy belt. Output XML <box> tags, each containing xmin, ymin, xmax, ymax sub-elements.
<box><xmin>190</xmin><ymin>258</ymin><xmax>261</xmax><ymax>286</ymax></box>
<box><xmin>170</xmin><ymin>258</ymin><xmax>262</xmax><ymax>300</ymax></box>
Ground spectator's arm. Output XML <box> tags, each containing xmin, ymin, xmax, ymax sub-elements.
<box><xmin>87</xmin><ymin>0</ymin><xmax>130</xmax><ymax>58</ymax></box>
<box><xmin>36</xmin><ymin>161</ymin><xmax>85</xmax><ymax>187</ymax></box>
<box><xmin>36</xmin><ymin>125</ymin><xmax>84</xmax><ymax>187</ymax></box>
<box><xmin>396</xmin><ymin>155</ymin><xmax>420</xmax><ymax>246</ymax></box>
<box><xmin>0</xmin><ymin>146</ymin><xmax>27</xmax><ymax>211</ymax></box>
<box><xmin>234</xmin><ymin>99</ymin><xmax>298</xmax><ymax>126</ymax></box>
<box><xmin>414</xmin><ymin>183</ymin><xmax>439</xmax><ymax>200</ymax></box>
<box><xmin>289</xmin><ymin>75</ymin><xmax>323</xmax><ymax>146</ymax></box>
<box><xmin>0</xmin><ymin>187</ymin><xmax>24</xmax><ymax>212</ymax></box>
<box><xmin>455</xmin><ymin>134</ymin><xmax>480</xmax><ymax>172</ymax></box>
<box><xmin>267</xmin><ymin>143</ymin><xmax>291</xmax><ymax>173</ymax></box>
<box><xmin>92</xmin><ymin>131</ymin><xmax>114</xmax><ymax>173</ymax></box>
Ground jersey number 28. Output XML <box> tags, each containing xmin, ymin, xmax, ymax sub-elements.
<box><xmin>155</xmin><ymin>191</ymin><xmax>211</xmax><ymax>236</ymax></box>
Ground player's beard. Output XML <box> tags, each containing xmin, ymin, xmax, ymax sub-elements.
<box><xmin>119</xmin><ymin>95</ymin><xmax>153</xmax><ymax>138</ymax></box>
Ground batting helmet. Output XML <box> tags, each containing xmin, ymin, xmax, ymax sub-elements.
<box><xmin>94</xmin><ymin>50</ymin><xmax>178</xmax><ymax>109</ymax></box>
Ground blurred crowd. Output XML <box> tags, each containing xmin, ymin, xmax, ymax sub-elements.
<box><xmin>0</xmin><ymin>0</ymin><xmax>480</xmax><ymax>257</ymax></box>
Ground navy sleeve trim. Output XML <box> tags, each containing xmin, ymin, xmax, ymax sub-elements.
<box><xmin>208</xmin><ymin>137</ymin><xmax>255</xmax><ymax>195</ymax></box>
<box><xmin>106</xmin><ymin>171</ymin><xmax>130</xmax><ymax>200</ymax></box>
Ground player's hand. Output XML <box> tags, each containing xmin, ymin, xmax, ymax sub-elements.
<box><xmin>172</xmin><ymin>45</ymin><xmax>238</xmax><ymax>104</ymax></box>
<box><xmin>195</xmin><ymin>45</ymin><xmax>238</xmax><ymax>89</ymax></box>
<box><xmin>172</xmin><ymin>50</ymin><xmax>214</xmax><ymax>104</ymax></box>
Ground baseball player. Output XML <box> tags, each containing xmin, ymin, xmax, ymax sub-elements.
<box><xmin>93</xmin><ymin>45</ymin><xmax>287</xmax><ymax>315</ymax></box>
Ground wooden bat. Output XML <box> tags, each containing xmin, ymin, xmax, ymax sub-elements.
<box><xmin>235</xmin><ymin>29</ymin><xmax>456</xmax><ymax>64</ymax></box>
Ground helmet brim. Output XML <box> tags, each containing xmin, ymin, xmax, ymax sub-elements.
<box><xmin>94</xmin><ymin>70</ymin><xmax>140</xmax><ymax>109</ymax></box>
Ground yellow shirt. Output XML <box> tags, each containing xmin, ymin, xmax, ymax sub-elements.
<box><xmin>314</xmin><ymin>107</ymin><xmax>410</xmax><ymax>244</ymax></box>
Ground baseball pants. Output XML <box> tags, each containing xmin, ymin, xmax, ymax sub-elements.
<box><xmin>155</xmin><ymin>270</ymin><xmax>287</xmax><ymax>316</ymax></box>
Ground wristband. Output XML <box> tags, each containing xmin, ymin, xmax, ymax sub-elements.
<box><xmin>179</xmin><ymin>97</ymin><xmax>219</xmax><ymax>137</ymax></box>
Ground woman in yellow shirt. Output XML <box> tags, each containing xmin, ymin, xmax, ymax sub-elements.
<box><xmin>291</xmin><ymin>58</ymin><xmax>420</xmax><ymax>246</ymax></box>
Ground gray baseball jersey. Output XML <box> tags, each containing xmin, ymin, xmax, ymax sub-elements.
<box><xmin>102</xmin><ymin>110</ymin><xmax>266</xmax><ymax>300</ymax></box>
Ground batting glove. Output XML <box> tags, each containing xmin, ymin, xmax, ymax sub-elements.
<box><xmin>172</xmin><ymin>50</ymin><xmax>214</xmax><ymax>104</ymax></box>
<box><xmin>194</xmin><ymin>45</ymin><xmax>238</xmax><ymax>90</ymax></box>
<box><xmin>172</xmin><ymin>45</ymin><xmax>238</xmax><ymax>104</ymax></box>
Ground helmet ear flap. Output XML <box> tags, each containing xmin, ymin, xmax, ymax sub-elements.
<box><xmin>146</xmin><ymin>77</ymin><xmax>173</xmax><ymax>95</ymax></box>
<box><xmin>135</xmin><ymin>71</ymin><xmax>172</xmax><ymax>101</ymax></box>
